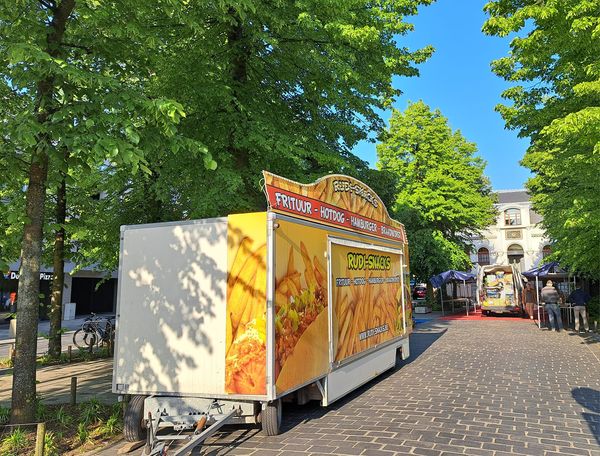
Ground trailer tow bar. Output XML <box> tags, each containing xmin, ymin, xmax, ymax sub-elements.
<box><xmin>143</xmin><ymin>401</ymin><xmax>239</xmax><ymax>456</ymax></box>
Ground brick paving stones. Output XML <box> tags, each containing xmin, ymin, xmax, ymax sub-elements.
<box><xmin>198</xmin><ymin>319</ymin><xmax>600</xmax><ymax>455</ymax></box>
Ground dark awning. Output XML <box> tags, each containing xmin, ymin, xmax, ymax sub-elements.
<box><xmin>430</xmin><ymin>270</ymin><xmax>476</xmax><ymax>289</ymax></box>
<box><xmin>522</xmin><ymin>261</ymin><xmax>566</xmax><ymax>278</ymax></box>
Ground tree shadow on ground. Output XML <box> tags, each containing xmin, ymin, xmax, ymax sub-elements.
<box><xmin>280</xmin><ymin>323</ymin><xmax>449</xmax><ymax>431</ymax></box>
<box><xmin>201</xmin><ymin>322</ymin><xmax>450</xmax><ymax>454</ymax></box>
<box><xmin>572</xmin><ymin>387</ymin><xmax>600</xmax><ymax>446</ymax></box>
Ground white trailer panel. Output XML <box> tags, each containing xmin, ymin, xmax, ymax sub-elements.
<box><xmin>113</xmin><ymin>218</ymin><xmax>229</xmax><ymax>396</ymax></box>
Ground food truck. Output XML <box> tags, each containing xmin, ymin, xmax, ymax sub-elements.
<box><xmin>113</xmin><ymin>172</ymin><xmax>412</xmax><ymax>454</ymax></box>
<box><xmin>478</xmin><ymin>264</ymin><xmax>523</xmax><ymax>316</ymax></box>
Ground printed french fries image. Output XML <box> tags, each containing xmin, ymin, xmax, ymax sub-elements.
<box><xmin>225</xmin><ymin>215</ymin><xmax>268</xmax><ymax>395</ymax></box>
<box><xmin>332</xmin><ymin>244</ymin><xmax>404</xmax><ymax>362</ymax></box>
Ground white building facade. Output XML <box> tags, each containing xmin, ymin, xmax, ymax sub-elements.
<box><xmin>469</xmin><ymin>190</ymin><xmax>552</xmax><ymax>272</ymax></box>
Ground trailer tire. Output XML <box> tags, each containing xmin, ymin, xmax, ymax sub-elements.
<box><xmin>124</xmin><ymin>395</ymin><xmax>147</xmax><ymax>442</ymax></box>
<box><xmin>261</xmin><ymin>400</ymin><xmax>282</xmax><ymax>436</ymax></box>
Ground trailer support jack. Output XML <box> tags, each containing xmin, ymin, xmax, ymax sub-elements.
<box><xmin>144</xmin><ymin>405</ymin><xmax>239</xmax><ymax>456</ymax></box>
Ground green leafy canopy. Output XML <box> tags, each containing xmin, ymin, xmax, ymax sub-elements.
<box><xmin>377</xmin><ymin>101</ymin><xmax>496</xmax><ymax>281</ymax></box>
<box><xmin>483</xmin><ymin>0</ymin><xmax>600</xmax><ymax>277</ymax></box>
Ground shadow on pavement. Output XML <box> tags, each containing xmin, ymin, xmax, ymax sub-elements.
<box><xmin>572</xmin><ymin>387</ymin><xmax>600</xmax><ymax>446</ymax></box>
<box><xmin>404</xmin><ymin>323</ymin><xmax>448</xmax><ymax>366</ymax></box>
<box><xmin>203</xmin><ymin>322</ymin><xmax>450</xmax><ymax>453</ymax></box>
<box><xmin>197</xmin><ymin>427</ymin><xmax>260</xmax><ymax>455</ymax></box>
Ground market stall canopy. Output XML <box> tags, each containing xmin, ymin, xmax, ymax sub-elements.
<box><xmin>430</xmin><ymin>270</ymin><xmax>476</xmax><ymax>289</ymax></box>
<box><xmin>522</xmin><ymin>261</ymin><xmax>566</xmax><ymax>279</ymax></box>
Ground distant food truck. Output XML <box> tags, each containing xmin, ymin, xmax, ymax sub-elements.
<box><xmin>113</xmin><ymin>171</ymin><xmax>412</xmax><ymax>454</ymax></box>
<box><xmin>478</xmin><ymin>264</ymin><xmax>523</xmax><ymax>316</ymax></box>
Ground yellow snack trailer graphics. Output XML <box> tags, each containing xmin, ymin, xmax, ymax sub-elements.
<box><xmin>478</xmin><ymin>264</ymin><xmax>523</xmax><ymax>316</ymax></box>
<box><xmin>225</xmin><ymin>213</ymin><xmax>267</xmax><ymax>395</ymax></box>
<box><xmin>113</xmin><ymin>171</ymin><xmax>411</xmax><ymax>447</ymax></box>
<box><xmin>331</xmin><ymin>242</ymin><xmax>404</xmax><ymax>362</ymax></box>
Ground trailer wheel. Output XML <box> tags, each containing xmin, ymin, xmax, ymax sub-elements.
<box><xmin>261</xmin><ymin>400</ymin><xmax>282</xmax><ymax>436</ymax></box>
<box><xmin>124</xmin><ymin>395</ymin><xmax>147</xmax><ymax>442</ymax></box>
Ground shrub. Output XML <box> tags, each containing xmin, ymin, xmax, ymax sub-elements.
<box><xmin>44</xmin><ymin>431</ymin><xmax>60</xmax><ymax>456</ymax></box>
<box><xmin>0</xmin><ymin>406</ymin><xmax>10</xmax><ymax>425</ymax></box>
<box><xmin>99</xmin><ymin>412</ymin><xmax>122</xmax><ymax>436</ymax></box>
<box><xmin>587</xmin><ymin>296</ymin><xmax>600</xmax><ymax>328</ymax></box>
<box><xmin>77</xmin><ymin>422</ymin><xmax>89</xmax><ymax>444</ymax></box>
<box><xmin>35</xmin><ymin>394</ymin><xmax>47</xmax><ymax>421</ymax></box>
<box><xmin>80</xmin><ymin>399</ymin><xmax>102</xmax><ymax>426</ymax></box>
<box><xmin>1</xmin><ymin>428</ymin><xmax>28</xmax><ymax>454</ymax></box>
<box><xmin>53</xmin><ymin>406</ymin><xmax>73</xmax><ymax>427</ymax></box>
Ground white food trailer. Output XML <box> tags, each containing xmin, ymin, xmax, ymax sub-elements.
<box><xmin>113</xmin><ymin>172</ymin><xmax>412</xmax><ymax>454</ymax></box>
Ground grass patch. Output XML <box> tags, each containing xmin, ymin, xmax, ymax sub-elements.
<box><xmin>0</xmin><ymin>346</ymin><xmax>112</xmax><ymax>370</ymax></box>
<box><xmin>0</xmin><ymin>401</ymin><xmax>123</xmax><ymax>455</ymax></box>
<box><xmin>0</xmin><ymin>427</ymin><xmax>30</xmax><ymax>456</ymax></box>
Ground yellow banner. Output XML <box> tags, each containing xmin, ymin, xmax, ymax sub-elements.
<box><xmin>263</xmin><ymin>171</ymin><xmax>406</xmax><ymax>243</ymax></box>
<box><xmin>331</xmin><ymin>243</ymin><xmax>406</xmax><ymax>362</ymax></box>
<box><xmin>225</xmin><ymin>213</ymin><xmax>267</xmax><ymax>395</ymax></box>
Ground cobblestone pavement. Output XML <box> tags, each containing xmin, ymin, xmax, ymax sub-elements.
<box><xmin>94</xmin><ymin>319</ymin><xmax>600</xmax><ymax>456</ymax></box>
<box><xmin>196</xmin><ymin>319</ymin><xmax>600</xmax><ymax>456</ymax></box>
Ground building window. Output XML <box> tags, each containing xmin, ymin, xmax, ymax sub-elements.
<box><xmin>542</xmin><ymin>245</ymin><xmax>552</xmax><ymax>258</ymax></box>
<box><xmin>477</xmin><ymin>247</ymin><xmax>490</xmax><ymax>266</ymax></box>
<box><xmin>507</xmin><ymin>244</ymin><xmax>524</xmax><ymax>264</ymax></box>
<box><xmin>504</xmin><ymin>208</ymin><xmax>522</xmax><ymax>226</ymax></box>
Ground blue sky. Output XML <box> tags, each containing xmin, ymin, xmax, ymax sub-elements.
<box><xmin>352</xmin><ymin>0</ymin><xmax>531</xmax><ymax>191</ymax></box>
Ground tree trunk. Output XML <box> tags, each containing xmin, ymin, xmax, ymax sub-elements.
<box><xmin>11</xmin><ymin>154</ymin><xmax>49</xmax><ymax>424</ymax></box>
<box><xmin>426</xmin><ymin>282</ymin><xmax>435</xmax><ymax>309</ymax></box>
<box><xmin>10</xmin><ymin>0</ymin><xmax>75</xmax><ymax>424</ymax></box>
<box><xmin>226</xmin><ymin>10</ymin><xmax>262</xmax><ymax>210</ymax></box>
<box><xmin>227</xmin><ymin>15</ymin><xmax>249</xmax><ymax>172</ymax></box>
<box><xmin>48</xmin><ymin>176</ymin><xmax>66</xmax><ymax>359</ymax></box>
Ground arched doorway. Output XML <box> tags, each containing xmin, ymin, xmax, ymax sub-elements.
<box><xmin>507</xmin><ymin>244</ymin><xmax>524</xmax><ymax>265</ymax></box>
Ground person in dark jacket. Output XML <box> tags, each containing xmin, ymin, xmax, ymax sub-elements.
<box><xmin>522</xmin><ymin>281</ymin><xmax>536</xmax><ymax>320</ymax></box>
<box><xmin>541</xmin><ymin>280</ymin><xmax>563</xmax><ymax>332</ymax></box>
<box><xmin>568</xmin><ymin>285</ymin><xmax>591</xmax><ymax>333</ymax></box>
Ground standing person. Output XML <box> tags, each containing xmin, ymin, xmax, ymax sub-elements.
<box><xmin>8</xmin><ymin>292</ymin><xmax>16</xmax><ymax>313</ymax></box>
<box><xmin>569</xmin><ymin>284</ymin><xmax>591</xmax><ymax>333</ymax></box>
<box><xmin>541</xmin><ymin>280</ymin><xmax>563</xmax><ymax>332</ymax></box>
<box><xmin>522</xmin><ymin>281</ymin><xmax>536</xmax><ymax>320</ymax></box>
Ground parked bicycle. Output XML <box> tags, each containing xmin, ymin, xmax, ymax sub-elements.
<box><xmin>73</xmin><ymin>313</ymin><xmax>115</xmax><ymax>350</ymax></box>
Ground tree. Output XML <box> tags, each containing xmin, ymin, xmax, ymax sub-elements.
<box><xmin>0</xmin><ymin>1</ymin><xmax>211</xmax><ymax>423</ymax></box>
<box><xmin>377</xmin><ymin>101</ymin><xmax>496</xmax><ymax>282</ymax></box>
<box><xmin>483</xmin><ymin>0</ymin><xmax>600</xmax><ymax>277</ymax></box>
<box><xmin>64</xmin><ymin>0</ymin><xmax>436</xmax><ymax>274</ymax></box>
<box><xmin>149</xmin><ymin>0</ymin><xmax>435</xmax><ymax>216</ymax></box>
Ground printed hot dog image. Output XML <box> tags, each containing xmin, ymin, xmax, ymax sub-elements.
<box><xmin>274</xmin><ymin>221</ymin><xmax>329</xmax><ymax>393</ymax></box>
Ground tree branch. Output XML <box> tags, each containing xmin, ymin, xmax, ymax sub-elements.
<box><xmin>61</xmin><ymin>42</ymin><xmax>93</xmax><ymax>54</ymax></box>
<box><xmin>38</xmin><ymin>0</ymin><xmax>56</xmax><ymax>10</ymax></box>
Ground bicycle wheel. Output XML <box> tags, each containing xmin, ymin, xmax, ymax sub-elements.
<box><xmin>73</xmin><ymin>329</ymin><xmax>97</xmax><ymax>350</ymax></box>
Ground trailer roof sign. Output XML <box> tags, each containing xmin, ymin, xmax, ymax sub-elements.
<box><xmin>263</xmin><ymin>171</ymin><xmax>406</xmax><ymax>243</ymax></box>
